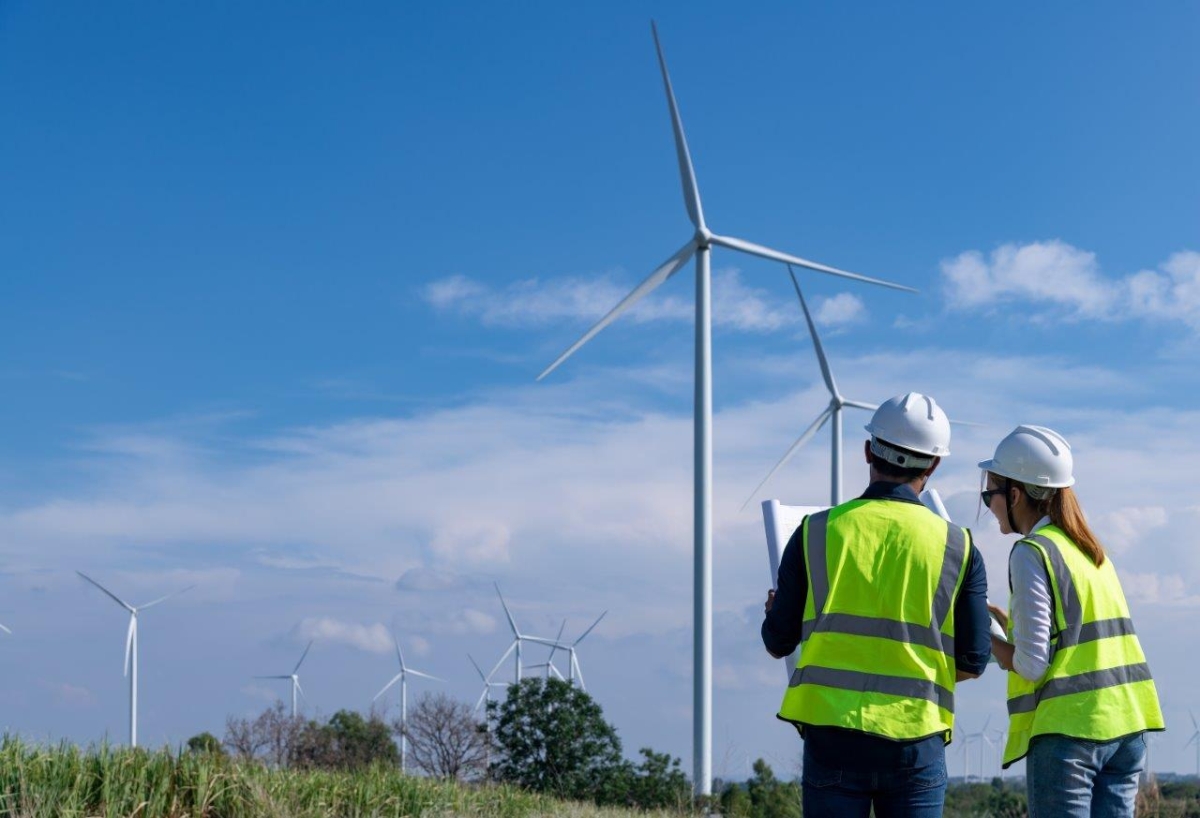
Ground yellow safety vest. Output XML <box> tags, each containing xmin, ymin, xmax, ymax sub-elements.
<box><xmin>778</xmin><ymin>498</ymin><xmax>971</xmax><ymax>742</ymax></box>
<box><xmin>1003</xmin><ymin>525</ymin><xmax>1164</xmax><ymax>766</ymax></box>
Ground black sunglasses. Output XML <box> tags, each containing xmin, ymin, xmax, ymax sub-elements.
<box><xmin>980</xmin><ymin>488</ymin><xmax>1006</xmax><ymax>505</ymax></box>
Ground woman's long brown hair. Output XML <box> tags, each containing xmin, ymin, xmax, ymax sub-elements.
<box><xmin>1033</xmin><ymin>487</ymin><xmax>1106</xmax><ymax>567</ymax></box>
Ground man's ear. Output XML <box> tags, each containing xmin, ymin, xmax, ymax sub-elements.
<box><xmin>864</xmin><ymin>440</ymin><xmax>872</xmax><ymax>464</ymax></box>
<box><xmin>923</xmin><ymin>456</ymin><xmax>942</xmax><ymax>478</ymax></box>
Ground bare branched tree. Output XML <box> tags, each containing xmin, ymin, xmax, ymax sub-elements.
<box><xmin>396</xmin><ymin>692</ymin><xmax>488</xmax><ymax>780</ymax></box>
<box><xmin>223</xmin><ymin>701</ymin><xmax>305</xmax><ymax>767</ymax></box>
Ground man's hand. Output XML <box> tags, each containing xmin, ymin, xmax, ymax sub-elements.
<box><xmin>987</xmin><ymin>603</ymin><xmax>1009</xmax><ymax>631</ymax></box>
<box><xmin>765</xmin><ymin>589</ymin><xmax>775</xmax><ymax>615</ymax></box>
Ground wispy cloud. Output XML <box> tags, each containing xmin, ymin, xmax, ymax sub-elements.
<box><xmin>422</xmin><ymin>270</ymin><xmax>865</xmax><ymax>333</ymax></box>
<box><xmin>292</xmin><ymin>617</ymin><xmax>393</xmax><ymax>654</ymax></box>
<box><xmin>941</xmin><ymin>241</ymin><xmax>1200</xmax><ymax>328</ymax></box>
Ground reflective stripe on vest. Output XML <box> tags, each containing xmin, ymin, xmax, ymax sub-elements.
<box><xmin>788</xmin><ymin>665</ymin><xmax>955</xmax><ymax>712</ymax></box>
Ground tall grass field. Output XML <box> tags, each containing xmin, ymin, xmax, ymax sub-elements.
<box><xmin>0</xmin><ymin>737</ymin><xmax>689</xmax><ymax>818</ymax></box>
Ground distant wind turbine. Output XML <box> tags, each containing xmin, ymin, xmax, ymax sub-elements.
<box><xmin>468</xmin><ymin>653</ymin><xmax>507</xmax><ymax>713</ymax></box>
<box><xmin>536</xmin><ymin>23</ymin><xmax>914</xmax><ymax>797</ymax></box>
<box><xmin>373</xmin><ymin>632</ymin><xmax>441</xmax><ymax>773</ymax></box>
<box><xmin>256</xmin><ymin>640</ymin><xmax>313</xmax><ymax>719</ymax></box>
<box><xmin>489</xmin><ymin>584</ymin><xmax>562</xmax><ymax>685</ymax></box>
<box><xmin>744</xmin><ymin>267</ymin><xmax>977</xmax><ymax>510</ymax></box>
<box><xmin>77</xmin><ymin>571</ymin><xmax>193</xmax><ymax>747</ymax></box>
<box><xmin>543</xmin><ymin>612</ymin><xmax>607</xmax><ymax>690</ymax></box>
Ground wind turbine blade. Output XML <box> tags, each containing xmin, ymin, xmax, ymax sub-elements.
<box><xmin>494</xmin><ymin>584</ymin><xmax>521</xmax><ymax>638</ymax></box>
<box><xmin>787</xmin><ymin>266</ymin><xmax>839</xmax><ymax>400</ymax></box>
<box><xmin>474</xmin><ymin>688</ymin><xmax>489</xmax><ymax>712</ymax></box>
<box><xmin>740</xmin><ymin>407</ymin><xmax>834</xmax><ymax>511</ymax></box>
<box><xmin>650</xmin><ymin>21</ymin><xmax>704</xmax><ymax>230</ymax></box>
<box><xmin>487</xmin><ymin>642</ymin><xmax>517</xmax><ymax>681</ymax></box>
<box><xmin>537</xmin><ymin>239</ymin><xmax>698</xmax><ymax>381</ymax></box>
<box><xmin>468</xmin><ymin>654</ymin><xmax>488</xmax><ymax>683</ymax></box>
<box><xmin>0</xmin><ymin>623</ymin><xmax>10</xmax><ymax>635</ymax></box>
<box><xmin>293</xmin><ymin>640</ymin><xmax>313</xmax><ymax>674</ymax></box>
<box><xmin>521</xmin><ymin>636</ymin><xmax>566</xmax><ymax>649</ymax></box>
<box><xmin>981</xmin><ymin>714</ymin><xmax>991</xmax><ymax>733</ymax></box>
<box><xmin>395</xmin><ymin>636</ymin><xmax>407</xmax><ymax>671</ymax></box>
<box><xmin>254</xmin><ymin>675</ymin><xmax>292</xmax><ymax>680</ymax></box>
<box><xmin>76</xmin><ymin>572</ymin><xmax>135</xmax><ymax>612</ymax></box>
<box><xmin>138</xmin><ymin>584</ymin><xmax>195</xmax><ymax>610</ymax></box>
<box><xmin>842</xmin><ymin>399</ymin><xmax>878</xmax><ymax>412</ymax></box>
<box><xmin>573</xmin><ymin>611</ymin><xmax>607</xmax><ymax>646</ymax></box>
<box><xmin>373</xmin><ymin>673</ymin><xmax>403</xmax><ymax>703</ymax></box>
<box><xmin>547</xmin><ymin>620</ymin><xmax>567</xmax><ymax>663</ymax></box>
<box><xmin>709</xmin><ymin>234</ymin><xmax>916</xmax><ymax>293</ymax></box>
<box><xmin>295</xmin><ymin>679</ymin><xmax>309</xmax><ymax>706</ymax></box>
<box><xmin>1192</xmin><ymin>710</ymin><xmax>1198</xmax><ymax>732</ymax></box>
<box><xmin>123</xmin><ymin>615</ymin><xmax>136</xmax><ymax>677</ymax></box>
<box><xmin>405</xmin><ymin>669</ymin><xmax>442</xmax><ymax>683</ymax></box>
<box><xmin>949</xmin><ymin>419</ymin><xmax>985</xmax><ymax>428</ymax></box>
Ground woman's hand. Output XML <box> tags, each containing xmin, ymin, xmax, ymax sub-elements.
<box><xmin>987</xmin><ymin>603</ymin><xmax>1009</xmax><ymax>632</ymax></box>
<box><xmin>765</xmin><ymin>589</ymin><xmax>775</xmax><ymax>615</ymax></box>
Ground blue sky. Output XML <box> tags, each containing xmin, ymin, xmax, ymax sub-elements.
<box><xmin>1</xmin><ymin>1</ymin><xmax>1199</xmax><ymax>780</ymax></box>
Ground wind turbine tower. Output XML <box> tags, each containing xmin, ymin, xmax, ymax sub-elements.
<box><xmin>373</xmin><ymin>632</ymin><xmax>441</xmax><ymax>773</ymax></box>
<box><xmin>77</xmin><ymin>571</ymin><xmax>193</xmax><ymax>747</ymax></box>
<box><xmin>536</xmin><ymin>23</ymin><xmax>913</xmax><ymax>796</ymax></box>
<box><xmin>256</xmin><ymin>640</ymin><xmax>313</xmax><ymax>719</ymax></box>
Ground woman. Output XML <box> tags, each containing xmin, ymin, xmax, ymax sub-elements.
<box><xmin>980</xmin><ymin>425</ymin><xmax>1163</xmax><ymax>818</ymax></box>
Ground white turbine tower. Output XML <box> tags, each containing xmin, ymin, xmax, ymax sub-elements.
<box><xmin>77</xmin><ymin>571</ymin><xmax>193</xmax><ymax>747</ymax></box>
<box><xmin>256</xmin><ymin>640</ymin><xmax>313</xmax><ymax>719</ymax></box>
<box><xmin>373</xmin><ymin>632</ymin><xmax>441</xmax><ymax>773</ymax></box>
<box><xmin>536</xmin><ymin>23</ymin><xmax>912</xmax><ymax>797</ymax></box>
<box><xmin>1185</xmin><ymin>711</ymin><xmax>1200</xmax><ymax>777</ymax></box>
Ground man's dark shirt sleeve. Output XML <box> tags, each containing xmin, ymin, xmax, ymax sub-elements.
<box><xmin>954</xmin><ymin>538</ymin><xmax>991</xmax><ymax>676</ymax></box>
<box><xmin>761</xmin><ymin>521</ymin><xmax>808</xmax><ymax>659</ymax></box>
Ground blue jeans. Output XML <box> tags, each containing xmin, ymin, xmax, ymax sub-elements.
<box><xmin>1026</xmin><ymin>733</ymin><xmax>1147</xmax><ymax>818</ymax></box>
<box><xmin>801</xmin><ymin>741</ymin><xmax>947</xmax><ymax>817</ymax></box>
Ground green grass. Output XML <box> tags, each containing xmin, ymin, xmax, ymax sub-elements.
<box><xmin>0</xmin><ymin>737</ymin><xmax>690</xmax><ymax>818</ymax></box>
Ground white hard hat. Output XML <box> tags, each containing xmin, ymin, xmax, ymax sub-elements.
<box><xmin>863</xmin><ymin>392</ymin><xmax>951</xmax><ymax>457</ymax></box>
<box><xmin>978</xmin><ymin>425</ymin><xmax>1075</xmax><ymax>488</ymax></box>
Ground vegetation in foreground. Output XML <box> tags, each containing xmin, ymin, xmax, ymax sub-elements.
<box><xmin>0</xmin><ymin>736</ymin><xmax>690</xmax><ymax>818</ymax></box>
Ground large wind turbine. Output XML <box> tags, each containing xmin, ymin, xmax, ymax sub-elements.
<box><xmin>256</xmin><ymin>640</ymin><xmax>313</xmax><ymax>719</ymax></box>
<box><xmin>77</xmin><ymin>571</ymin><xmax>193</xmax><ymax>747</ymax></box>
<box><xmin>536</xmin><ymin>24</ymin><xmax>913</xmax><ymax>796</ymax></box>
<box><xmin>373</xmin><ymin>632</ymin><xmax>441</xmax><ymax>773</ymax></box>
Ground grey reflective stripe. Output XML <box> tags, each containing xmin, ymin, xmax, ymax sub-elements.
<box><xmin>931</xmin><ymin>524</ymin><xmax>968</xmax><ymax>630</ymax></box>
<box><xmin>805</xmin><ymin>511</ymin><xmax>831</xmax><ymax>616</ymax></box>
<box><xmin>790</xmin><ymin>665</ymin><xmax>954</xmax><ymax>711</ymax></box>
<box><xmin>1059</xmin><ymin>617</ymin><xmax>1137</xmax><ymax>648</ymax></box>
<box><xmin>1026</xmin><ymin>534</ymin><xmax>1082</xmax><ymax>638</ymax></box>
<box><xmin>801</xmin><ymin>612</ymin><xmax>954</xmax><ymax>656</ymax></box>
<box><xmin>1007</xmin><ymin>662</ymin><xmax>1154</xmax><ymax>715</ymax></box>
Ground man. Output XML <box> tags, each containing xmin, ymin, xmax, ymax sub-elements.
<box><xmin>762</xmin><ymin>392</ymin><xmax>990</xmax><ymax>817</ymax></box>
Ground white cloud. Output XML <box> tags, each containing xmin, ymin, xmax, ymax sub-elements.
<box><xmin>940</xmin><ymin>241</ymin><xmax>1200</xmax><ymax>329</ymax></box>
<box><xmin>814</xmin><ymin>292</ymin><xmax>866</xmax><ymax>327</ymax></box>
<box><xmin>1098</xmin><ymin>506</ymin><xmax>1168</xmax><ymax>555</ymax></box>
<box><xmin>47</xmin><ymin>682</ymin><xmax>95</xmax><ymax>708</ymax></box>
<box><xmin>292</xmin><ymin>617</ymin><xmax>393</xmax><ymax>654</ymax></box>
<box><xmin>421</xmin><ymin>268</ymin><xmax>816</xmax><ymax>334</ymax></box>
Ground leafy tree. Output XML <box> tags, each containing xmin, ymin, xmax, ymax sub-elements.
<box><xmin>184</xmin><ymin>731</ymin><xmax>224</xmax><ymax>756</ymax></box>
<box><xmin>489</xmin><ymin>678</ymin><xmax>624</xmax><ymax>800</ymax></box>
<box><xmin>398</xmin><ymin>692</ymin><xmax>488</xmax><ymax>781</ymax></box>
<box><xmin>745</xmin><ymin>759</ymin><xmax>801</xmax><ymax>818</ymax></box>
<box><xmin>624</xmin><ymin>747</ymin><xmax>691</xmax><ymax>810</ymax></box>
<box><xmin>290</xmin><ymin>709</ymin><xmax>398</xmax><ymax>770</ymax></box>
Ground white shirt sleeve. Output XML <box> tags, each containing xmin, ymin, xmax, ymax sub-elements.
<box><xmin>1009</xmin><ymin>542</ymin><xmax>1054</xmax><ymax>682</ymax></box>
